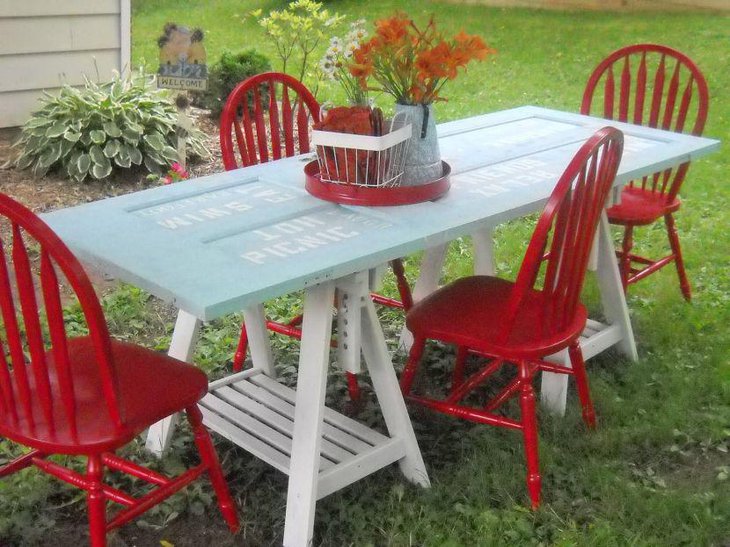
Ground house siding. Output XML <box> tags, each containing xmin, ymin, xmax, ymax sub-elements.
<box><xmin>0</xmin><ymin>0</ymin><xmax>130</xmax><ymax>128</ymax></box>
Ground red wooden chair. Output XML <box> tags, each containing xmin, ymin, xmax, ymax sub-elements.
<box><xmin>581</xmin><ymin>44</ymin><xmax>709</xmax><ymax>300</ymax></box>
<box><xmin>0</xmin><ymin>193</ymin><xmax>239</xmax><ymax>546</ymax></box>
<box><xmin>400</xmin><ymin>127</ymin><xmax>624</xmax><ymax>509</ymax></box>
<box><xmin>220</xmin><ymin>72</ymin><xmax>413</xmax><ymax>399</ymax></box>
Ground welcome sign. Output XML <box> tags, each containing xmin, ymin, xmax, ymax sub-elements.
<box><xmin>157</xmin><ymin>23</ymin><xmax>208</xmax><ymax>91</ymax></box>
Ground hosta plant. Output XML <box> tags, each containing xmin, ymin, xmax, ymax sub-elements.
<box><xmin>14</xmin><ymin>69</ymin><xmax>208</xmax><ymax>181</ymax></box>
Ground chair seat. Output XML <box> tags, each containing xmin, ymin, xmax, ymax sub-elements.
<box><xmin>607</xmin><ymin>186</ymin><xmax>681</xmax><ymax>226</ymax></box>
<box><xmin>406</xmin><ymin>276</ymin><xmax>588</xmax><ymax>360</ymax></box>
<box><xmin>0</xmin><ymin>337</ymin><xmax>208</xmax><ymax>454</ymax></box>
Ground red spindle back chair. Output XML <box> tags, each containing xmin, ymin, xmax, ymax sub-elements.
<box><xmin>0</xmin><ymin>193</ymin><xmax>238</xmax><ymax>546</ymax></box>
<box><xmin>220</xmin><ymin>71</ymin><xmax>321</xmax><ymax>170</ymax></box>
<box><xmin>220</xmin><ymin>73</ymin><xmax>414</xmax><ymax>400</ymax></box>
<box><xmin>400</xmin><ymin>127</ymin><xmax>624</xmax><ymax>509</ymax></box>
<box><xmin>581</xmin><ymin>44</ymin><xmax>709</xmax><ymax>300</ymax></box>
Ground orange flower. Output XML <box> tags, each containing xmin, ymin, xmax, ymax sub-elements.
<box><xmin>374</xmin><ymin>13</ymin><xmax>411</xmax><ymax>45</ymax></box>
<box><xmin>349</xmin><ymin>14</ymin><xmax>495</xmax><ymax>105</ymax></box>
<box><xmin>416</xmin><ymin>41</ymin><xmax>453</xmax><ymax>80</ymax></box>
<box><xmin>349</xmin><ymin>63</ymin><xmax>373</xmax><ymax>79</ymax></box>
<box><xmin>454</xmin><ymin>31</ymin><xmax>495</xmax><ymax>61</ymax></box>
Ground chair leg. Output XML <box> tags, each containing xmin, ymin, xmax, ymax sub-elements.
<box><xmin>400</xmin><ymin>337</ymin><xmax>426</xmax><ymax>395</ymax></box>
<box><xmin>187</xmin><ymin>405</ymin><xmax>240</xmax><ymax>533</ymax></box>
<box><xmin>518</xmin><ymin>361</ymin><xmax>541</xmax><ymax>510</ymax></box>
<box><xmin>346</xmin><ymin>371</ymin><xmax>361</xmax><ymax>402</ymax></box>
<box><xmin>619</xmin><ymin>225</ymin><xmax>634</xmax><ymax>293</ymax></box>
<box><xmin>0</xmin><ymin>449</ymin><xmax>42</xmax><ymax>477</ymax></box>
<box><xmin>665</xmin><ymin>213</ymin><xmax>691</xmax><ymax>301</ymax></box>
<box><xmin>390</xmin><ymin>258</ymin><xmax>413</xmax><ymax>311</ymax></box>
<box><xmin>233</xmin><ymin>324</ymin><xmax>249</xmax><ymax>372</ymax></box>
<box><xmin>568</xmin><ymin>343</ymin><xmax>596</xmax><ymax>429</ymax></box>
<box><xmin>86</xmin><ymin>454</ymin><xmax>107</xmax><ymax>547</ymax></box>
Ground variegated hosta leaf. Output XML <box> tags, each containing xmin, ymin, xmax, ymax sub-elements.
<box><xmin>161</xmin><ymin>146</ymin><xmax>179</xmax><ymax>163</ymax></box>
<box><xmin>143</xmin><ymin>154</ymin><xmax>163</xmax><ymax>174</ymax></box>
<box><xmin>45</xmin><ymin>122</ymin><xmax>67</xmax><ymax>138</ymax></box>
<box><xmin>144</xmin><ymin>133</ymin><xmax>165</xmax><ymax>151</ymax></box>
<box><xmin>103</xmin><ymin>121</ymin><xmax>123</xmax><ymax>138</ymax></box>
<box><xmin>64</xmin><ymin>129</ymin><xmax>81</xmax><ymax>142</ymax></box>
<box><xmin>128</xmin><ymin>146</ymin><xmax>143</xmax><ymax>166</ymax></box>
<box><xmin>77</xmin><ymin>153</ymin><xmax>91</xmax><ymax>174</ymax></box>
<box><xmin>104</xmin><ymin>139</ymin><xmax>121</xmax><ymax>158</ymax></box>
<box><xmin>90</xmin><ymin>129</ymin><xmax>107</xmax><ymax>145</ymax></box>
<box><xmin>115</xmin><ymin>148</ymin><xmax>132</xmax><ymax>168</ymax></box>
<box><xmin>91</xmin><ymin>156</ymin><xmax>112</xmax><ymax>179</ymax></box>
<box><xmin>89</xmin><ymin>144</ymin><xmax>105</xmax><ymax>165</ymax></box>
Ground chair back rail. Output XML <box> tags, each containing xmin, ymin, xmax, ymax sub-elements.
<box><xmin>0</xmin><ymin>194</ymin><xmax>121</xmax><ymax>439</ymax></box>
<box><xmin>220</xmin><ymin>72</ymin><xmax>321</xmax><ymax>170</ymax></box>
<box><xmin>580</xmin><ymin>44</ymin><xmax>708</xmax><ymax>202</ymax></box>
<box><xmin>504</xmin><ymin>127</ymin><xmax>624</xmax><ymax>340</ymax></box>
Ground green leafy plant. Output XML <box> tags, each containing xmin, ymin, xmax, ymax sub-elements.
<box><xmin>13</xmin><ymin>69</ymin><xmax>208</xmax><ymax>181</ymax></box>
<box><xmin>249</xmin><ymin>0</ymin><xmax>343</xmax><ymax>86</ymax></box>
<box><xmin>198</xmin><ymin>49</ymin><xmax>272</xmax><ymax>118</ymax></box>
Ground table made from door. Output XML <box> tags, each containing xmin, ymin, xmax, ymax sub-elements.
<box><xmin>43</xmin><ymin>106</ymin><xmax>719</xmax><ymax>546</ymax></box>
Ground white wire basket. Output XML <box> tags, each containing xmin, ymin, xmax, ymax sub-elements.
<box><xmin>312</xmin><ymin>111</ymin><xmax>412</xmax><ymax>188</ymax></box>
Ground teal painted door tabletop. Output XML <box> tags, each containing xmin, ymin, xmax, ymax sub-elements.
<box><xmin>42</xmin><ymin>106</ymin><xmax>719</xmax><ymax>320</ymax></box>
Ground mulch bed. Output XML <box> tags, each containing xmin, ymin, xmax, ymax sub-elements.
<box><xmin>0</xmin><ymin>107</ymin><xmax>222</xmax><ymax>213</ymax></box>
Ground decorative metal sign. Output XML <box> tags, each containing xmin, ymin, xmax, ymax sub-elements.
<box><xmin>157</xmin><ymin>23</ymin><xmax>208</xmax><ymax>91</ymax></box>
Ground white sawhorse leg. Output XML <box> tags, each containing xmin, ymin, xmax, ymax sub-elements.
<box><xmin>284</xmin><ymin>274</ymin><xmax>429</xmax><ymax>546</ymax></box>
<box><xmin>540</xmin><ymin>213</ymin><xmax>638</xmax><ymax>414</ymax></box>
<box><xmin>401</xmin><ymin>227</ymin><xmax>496</xmax><ymax>350</ymax></box>
<box><xmin>399</xmin><ymin>242</ymin><xmax>449</xmax><ymax>350</ymax></box>
<box><xmin>146</xmin><ymin>304</ymin><xmax>277</xmax><ymax>456</ymax></box>
<box><xmin>595</xmin><ymin>213</ymin><xmax>638</xmax><ymax>361</ymax></box>
<box><xmin>146</xmin><ymin>310</ymin><xmax>201</xmax><ymax>455</ymax></box>
<box><xmin>360</xmin><ymin>286</ymin><xmax>430</xmax><ymax>486</ymax></box>
<box><xmin>471</xmin><ymin>226</ymin><xmax>496</xmax><ymax>276</ymax></box>
<box><xmin>284</xmin><ymin>281</ymin><xmax>337</xmax><ymax>546</ymax></box>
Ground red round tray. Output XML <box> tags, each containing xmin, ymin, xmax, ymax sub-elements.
<box><xmin>304</xmin><ymin>160</ymin><xmax>450</xmax><ymax>206</ymax></box>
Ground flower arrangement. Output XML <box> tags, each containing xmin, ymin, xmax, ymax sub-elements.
<box><xmin>319</xmin><ymin>19</ymin><xmax>369</xmax><ymax>105</ymax></box>
<box><xmin>349</xmin><ymin>13</ymin><xmax>495</xmax><ymax>105</ymax></box>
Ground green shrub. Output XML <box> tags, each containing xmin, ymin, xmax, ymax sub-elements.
<box><xmin>14</xmin><ymin>70</ymin><xmax>207</xmax><ymax>182</ymax></box>
<box><xmin>198</xmin><ymin>49</ymin><xmax>272</xmax><ymax>118</ymax></box>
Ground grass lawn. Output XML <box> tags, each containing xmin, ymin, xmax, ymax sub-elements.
<box><xmin>1</xmin><ymin>1</ymin><xmax>728</xmax><ymax>545</ymax></box>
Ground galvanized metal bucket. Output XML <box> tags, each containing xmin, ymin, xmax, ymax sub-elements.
<box><xmin>395</xmin><ymin>103</ymin><xmax>442</xmax><ymax>186</ymax></box>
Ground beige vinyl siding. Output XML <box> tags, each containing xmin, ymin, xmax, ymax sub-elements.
<box><xmin>0</xmin><ymin>88</ymin><xmax>64</xmax><ymax>130</ymax></box>
<box><xmin>0</xmin><ymin>0</ymin><xmax>130</xmax><ymax>128</ymax></box>
<box><xmin>0</xmin><ymin>50</ymin><xmax>121</xmax><ymax>92</ymax></box>
<box><xmin>0</xmin><ymin>15</ymin><xmax>122</xmax><ymax>56</ymax></box>
<box><xmin>0</xmin><ymin>0</ymin><xmax>120</xmax><ymax>17</ymax></box>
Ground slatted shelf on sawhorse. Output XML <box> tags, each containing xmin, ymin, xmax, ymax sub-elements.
<box><xmin>199</xmin><ymin>368</ymin><xmax>409</xmax><ymax>500</ymax></box>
